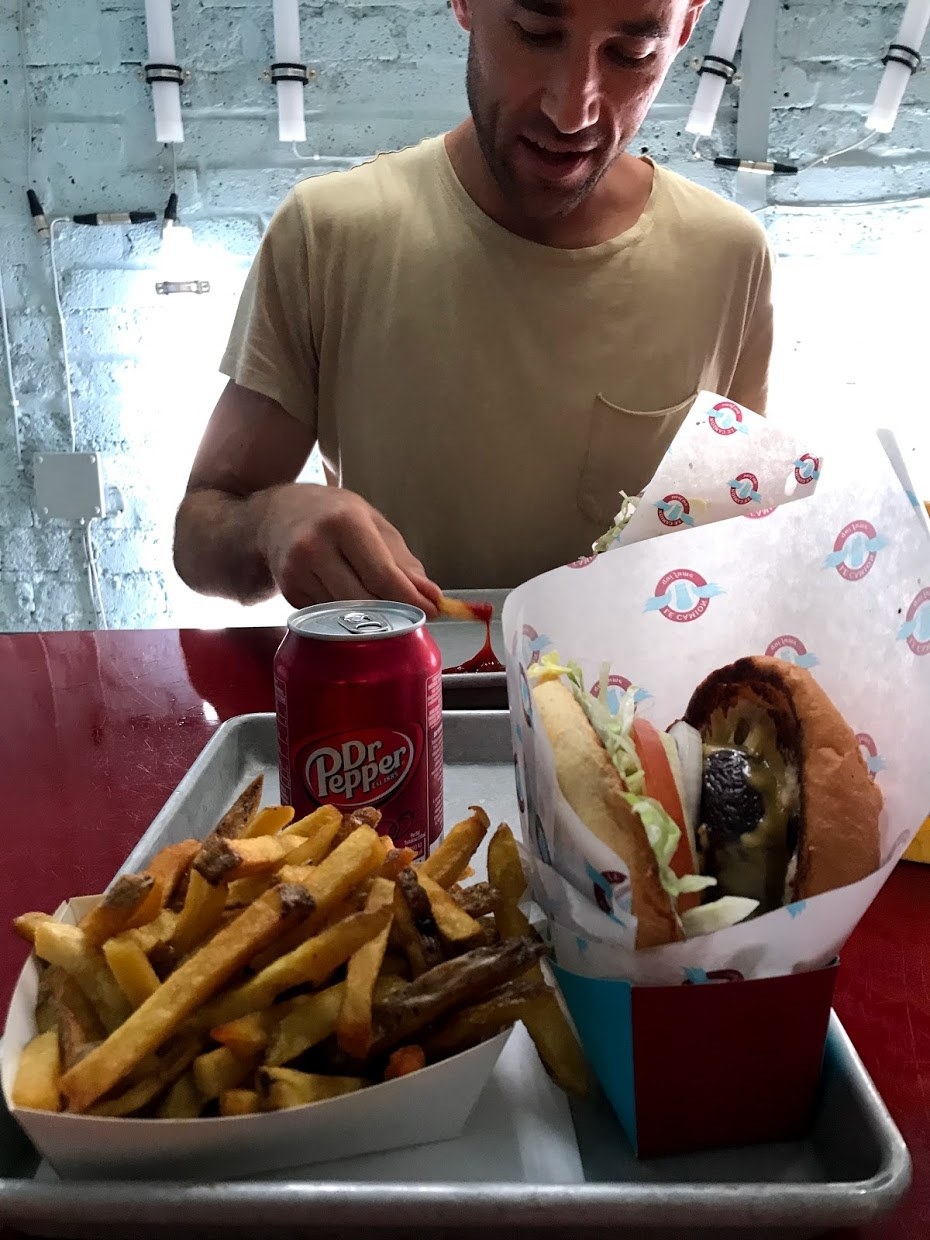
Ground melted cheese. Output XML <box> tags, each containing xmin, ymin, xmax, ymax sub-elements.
<box><xmin>702</xmin><ymin>707</ymin><xmax>800</xmax><ymax>913</ymax></box>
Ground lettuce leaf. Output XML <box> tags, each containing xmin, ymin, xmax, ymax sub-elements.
<box><xmin>621</xmin><ymin>793</ymin><xmax>716</xmax><ymax>904</ymax></box>
<box><xmin>529</xmin><ymin>652</ymin><xmax>715</xmax><ymax>907</ymax></box>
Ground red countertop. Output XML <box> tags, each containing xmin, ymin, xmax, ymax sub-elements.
<box><xmin>0</xmin><ymin>628</ymin><xmax>926</xmax><ymax>1239</ymax></box>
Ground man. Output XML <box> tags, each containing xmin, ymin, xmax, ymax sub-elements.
<box><xmin>174</xmin><ymin>0</ymin><xmax>773</xmax><ymax>618</ymax></box>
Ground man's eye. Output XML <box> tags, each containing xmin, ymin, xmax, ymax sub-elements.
<box><xmin>512</xmin><ymin>22</ymin><xmax>561</xmax><ymax>47</ymax></box>
<box><xmin>607</xmin><ymin>46</ymin><xmax>657</xmax><ymax>69</ymax></box>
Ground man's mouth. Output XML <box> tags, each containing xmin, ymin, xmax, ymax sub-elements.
<box><xmin>518</xmin><ymin>136</ymin><xmax>598</xmax><ymax>180</ymax></box>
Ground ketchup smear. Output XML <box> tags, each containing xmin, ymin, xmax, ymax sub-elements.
<box><xmin>442</xmin><ymin>602</ymin><xmax>505</xmax><ymax>675</ymax></box>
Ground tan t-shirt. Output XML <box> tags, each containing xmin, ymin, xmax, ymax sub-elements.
<box><xmin>221</xmin><ymin>136</ymin><xmax>774</xmax><ymax>589</ymax></box>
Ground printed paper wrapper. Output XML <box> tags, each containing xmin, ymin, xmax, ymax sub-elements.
<box><xmin>502</xmin><ymin>392</ymin><xmax>930</xmax><ymax>985</ymax></box>
<box><xmin>1</xmin><ymin>896</ymin><xmax>510</xmax><ymax>1181</ymax></box>
<box><xmin>605</xmin><ymin>393</ymin><xmax>824</xmax><ymax>549</ymax></box>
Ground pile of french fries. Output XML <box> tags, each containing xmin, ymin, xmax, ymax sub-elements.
<box><xmin>11</xmin><ymin>777</ymin><xmax>589</xmax><ymax>1120</ymax></box>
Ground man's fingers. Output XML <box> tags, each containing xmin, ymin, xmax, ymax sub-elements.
<box><xmin>337</xmin><ymin>524</ymin><xmax>437</xmax><ymax>614</ymax></box>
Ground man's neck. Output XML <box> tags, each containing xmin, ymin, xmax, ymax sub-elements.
<box><xmin>444</xmin><ymin>121</ymin><xmax>655</xmax><ymax>250</ymax></box>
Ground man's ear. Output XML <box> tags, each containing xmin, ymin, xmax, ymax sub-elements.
<box><xmin>678</xmin><ymin>0</ymin><xmax>708</xmax><ymax>50</ymax></box>
<box><xmin>450</xmin><ymin>0</ymin><xmax>473</xmax><ymax>34</ymax></box>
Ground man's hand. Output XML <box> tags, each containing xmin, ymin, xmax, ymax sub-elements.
<box><xmin>173</xmin><ymin>382</ymin><xmax>440</xmax><ymax>617</ymax></box>
<box><xmin>261</xmin><ymin>484</ymin><xmax>440</xmax><ymax>617</ymax></box>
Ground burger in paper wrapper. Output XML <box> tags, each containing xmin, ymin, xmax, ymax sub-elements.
<box><xmin>501</xmin><ymin>397</ymin><xmax>930</xmax><ymax>1156</ymax></box>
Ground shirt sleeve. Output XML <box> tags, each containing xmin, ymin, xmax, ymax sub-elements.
<box><xmin>219</xmin><ymin>187</ymin><xmax>319</xmax><ymax>433</ymax></box>
<box><xmin>727</xmin><ymin>241</ymin><xmax>775</xmax><ymax>418</ymax></box>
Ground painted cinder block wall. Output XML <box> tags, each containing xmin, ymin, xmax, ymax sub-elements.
<box><xmin>0</xmin><ymin>0</ymin><xmax>927</xmax><ymax>631</ymax></box>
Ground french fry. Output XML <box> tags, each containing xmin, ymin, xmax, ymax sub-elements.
<box><xmin>281</xmin><ymin>804</ymin><xmax>343</xmax><ymax>845</ymax></box>
<box><xmin>393</xmin><ymin>867</ymin><xmax>443</xmax><ymax>977</ymax></box>
<box><xmin>220</xmin><ymin>1088</ymin><xmax>260</xmax><ymax>1116</ymax></box>
<box><xmin>209</xmin><ymin>993</ymin><xmax>315</xmax><ymax>1058</ymax></box>
<box><xmin>370</xmin><ymin>936</ymin><xmax>546</xmax><ymax>1056</ymax></box>
<box><xmin>257</xmin><ymin>1067</ymin><xmax>366</xmax><ymax>1111</ymax></box>
<box><xmin>58</xmin><ymin>883</ymin><xmax>315</xmax><ymax>1113</ymax></box>
<box><xmin>87</xmin><ymin>1037</ymin><xmax>200</xmax><ymax>1117</ymax></box>
<box><xmin>336</xmin><ymin>878</ymin><xmax>394</xmax><ymax>1059</ymax></box>
<box><xmin>193</xmin><ymin>836</ymin><xmax>287</xmax><ymax>886</ymax></box>
<box><xmin>193</xmin><ymin>1046</ymin><xmax>260</xmax><ymax>1100</ymax></box>
<box><xmin>12</xmin><ymin>1030</ymin><xmax>61</xmax><ymax>1111</ymax></box>
<box><xmin>329</xmin><ymin>807</ymin><xmax>382</xmax><ymax>852</ymax></box>
<box><xmin>12</xmin><ymin>912</ymin><xmax>54</xmax><ymax>945</ymax></box>
<box><xmin>125</xmin><ymin>908</ymin><xmax>177</xmax><ymax>955</ymax></box>
<box><xmin>156</xmin><ymin>1069</ymin><xmax>202</xmax><ymax>1119</ymax></box>
<box><xmin>201</xmin><ymin>908</ymin><xmax>390</xmax><ymax>1030</ymax></box>
<box><xmin>378</xmin><ymin>846</ymin><xmax>416</xmax><ymax>881</ymax></box>
<box><xmin>34</xmin><ymin>964</ymin><xmax>58</xmax><ymax>1035</ymax></box>
<box><xmin>210</xmin><ymin>775</ymin><xmax>264</xmax><ymax>840</ymax></box>
<box><xmin>127</xmin><ymin>840</ymin><xmax>201</xmax><ymax>930</ymax></box>
<box><xmin>422</xmin><ymin>978</ymin><xmax>551</xmax><ymax>1059</ymax></box>
<box><xmin>103</xmin><ymin>936</ymin><xmax>162</xmax><ymax>1008</ymax></box>
<box><xmin>418</xmin><ymin>808</ymin><xmax>490</xmax><ymax>887</ymax></box>
<box><xmin>384</xmin><ymin>1045</ymin><xmax>426</xmax><ymax>1080</ymax></box>
<box><xmin>487</xmin><ymin>825</ymin><xmax>590</xmax><ymax>1096</ymax></box>
<box><xmin>169</xmin><ymin>869</ymin><xmax>229</xmax><ymax>960</ymax></box>
<box><xmin>33</xmin><ymin>921</ymin><xmax>132</xmax><ymax>1033</ymax></box>
<box><xmin>78</xmin><ymin>874</ymin><xmax>156</xmax><ymax>948</ymax></box>
<box><xmin>242</xmin><ymin>805</ymin><xmax>295</xmax><ymax>839</ymax></box>
<box><xmin>47</xmin><ymin>967</ymin><xmax>106</xmax><ymax>1070</ymax></box>
<box><xmin>265</xmin><ymin>982</ymin><xmax>347</xmax><ymax>1067</ymax></box>
<box><xmin>450</xmin><ymin>881</ymin><xmax>499</xmax><ymax>920</ymax></box>
<box><xmin>418</xmin><ymin>873</ymin><xmax>485</xmax><ymax>945</ymax></box>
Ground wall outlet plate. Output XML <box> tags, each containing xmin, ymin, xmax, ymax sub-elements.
<box><xmin>33</xmin><ymin>452</ymin><xmax>106</xmax><ymax>521</ymax></box>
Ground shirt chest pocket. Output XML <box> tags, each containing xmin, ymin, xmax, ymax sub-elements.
<box><xmin>577</xmin><ymin>390</ymin><xmax>697</xmax><ymax>527</ymax></box>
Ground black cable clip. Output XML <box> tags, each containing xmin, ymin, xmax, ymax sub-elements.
<box><xmin>270</xmin><ymin>61</ymin><xmax>310</xmax><ymax>85</ymax></box>
<box><xmin>144</xmin><ymin>62</ymin><xmax>184</xmax><ymax>85</ymax></box>
<box><xmin>697</xmin><ymin>54</ymin><xmax>738</xmax><ymax>83</ymax></box>
<box><xmin>882</xmin><ymin>43</ymin><xmax>922</xmax><ymax>74</ymax></box>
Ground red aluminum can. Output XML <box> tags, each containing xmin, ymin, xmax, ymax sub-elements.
<box><xmin>274</xmin><ymin>601</ymin><xmax>444</xmax><ymax>861</ymax></box>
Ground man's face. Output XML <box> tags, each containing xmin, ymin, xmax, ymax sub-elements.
<box><xmin>452</xmin><ymin>0</ymin><xmax>703</xmax><ymax>223</ymax></box>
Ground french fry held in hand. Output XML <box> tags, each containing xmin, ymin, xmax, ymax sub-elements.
<box><xmin>11</xmin><ymin>778</ymin><xmax>588</xmax><ymax>1121</ymax></box>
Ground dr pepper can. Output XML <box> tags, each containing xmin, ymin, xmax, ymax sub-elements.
<box><xmin>274</xmin><ymin>601</ymin><xmax>444</xmax><ymax>861</ymax></box>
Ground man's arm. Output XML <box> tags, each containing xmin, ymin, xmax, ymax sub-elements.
<box><xmin>173</xmin><ymin>382</ymin><xmax>312</xmax><ymax>603</ymax></box>
<box><xmin>173</xmin><ymin>382</ymin><xmax>440</xmax><ymax>615</ymax></box>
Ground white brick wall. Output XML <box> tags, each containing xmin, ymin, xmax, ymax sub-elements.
<box><xmin>0</xmin><ymin>0</ymin><xmax>928</xmax><ymax>630</ymax></box>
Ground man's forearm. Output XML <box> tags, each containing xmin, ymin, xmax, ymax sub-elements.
<box><xmin>173</xmin><ymin>487</ymin><xmax>279</xmax><ymax>604</ymax></box>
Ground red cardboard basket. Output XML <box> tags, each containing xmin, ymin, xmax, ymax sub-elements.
<box><xmin>552</xmin><ymin>960</ymin><xmax>839</xmax><ymax>1159</ymax></box>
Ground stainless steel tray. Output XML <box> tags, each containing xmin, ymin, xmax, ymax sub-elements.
<box><xmin>0</xmin><ymin>713</ymin><xmax>911</xmax><ymax>1240</ymax></box>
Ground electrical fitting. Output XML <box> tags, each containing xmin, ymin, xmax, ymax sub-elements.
<box><xmin>686</xmin><ymin>0</ymin><xmax>751</xmax><ymax>137</ymax></box>
<box><xmin>714</xmin><ymin>157</ymin><xmax>799</xmax><ymax>176</ymax></box>
<box><xmin>26</xmin><ymin>190</ymin><xmax>49</xmax><ymax>239</ymax></box>
<box><xmin>867</xmin><ymin>0</ymin><xmax>930</xmax><ymax>133</ymax></box>
<box><xmin>71</xmin><ymin>211</ymin><xmax>158</xmax><ymax>226</ymax></box>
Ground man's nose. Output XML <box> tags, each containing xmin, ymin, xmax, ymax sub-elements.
<box><xmin>540</xmin><ymin>46</ymin><xmax>601</xmax><ymax>135</ymax></box>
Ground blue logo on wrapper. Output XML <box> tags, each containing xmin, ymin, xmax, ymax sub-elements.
<box><xmin>645</xmin><ymin>570</ymin><xmax>724</xmax><ymax>623</ymax></box>
<box><xmin>765</xmin><ymin>635</ymin><xmax>819</xmax><ymax>670</ymax></box>
<box><xmin>518</xmin><ymin>665</ymin><xmax>534</xmax><ymax>729</ymax></box>
<box><xmin>794</xmin><ymin>455</ymin><xmax>821</xmax><ymax>485</ymax></box>
<box><xmin>824</xmin><ymin>521</ymin><xmax>887</xmax><ymax>582</ymax></box>
<box><xmin>521</xmin><ymin>625</ymin><xmax>552</xmax><ymax>667</ymax></box>
<box><xmin>709</xmin><ymin>401</ymin><xmax>750</xmax><ymax>436</ymax></box>
<box><xmin>899</xmin><ymin>588</ymin><xmax>930</xmax><ymax>655</ymax></box>
<box><xmin>728</xmin><ymin>473</ymin><xmax>761</xmax><ymax>506</ymax></box>
<box><xmin>655</xmin><ymin>495</ymin><xmax>695</xmax><ymax>528</ymax></box>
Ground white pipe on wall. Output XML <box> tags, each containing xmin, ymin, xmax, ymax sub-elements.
<box><xmin>144</xmin><ymin>0</ymin><xmax>184</xmax><ymax>143</ymax></box>
<box><xmin>273</xmin><ymin>0</ymin><xmax>307</xmax><ymax>144</ymax></box>
<box><xmin>867</xmin><ymin>0</ymin><xmax>930</xmax><ymax>133</ymax></box>
<box><xmin>685</xmin><ymin>0</ymin><xmax>752</xmax><ymax>137</ymax></box>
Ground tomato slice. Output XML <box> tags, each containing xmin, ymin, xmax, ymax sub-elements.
<box><xmin>632</xmin><ymin>717</ymin><xmax>700</xmax><ymax>912</ymax></box>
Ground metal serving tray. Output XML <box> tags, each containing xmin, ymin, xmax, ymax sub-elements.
<box><xmin>0</xmin><ymin>713</ymin><xmax>910</xmax><ymax>1240</ymax></box>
